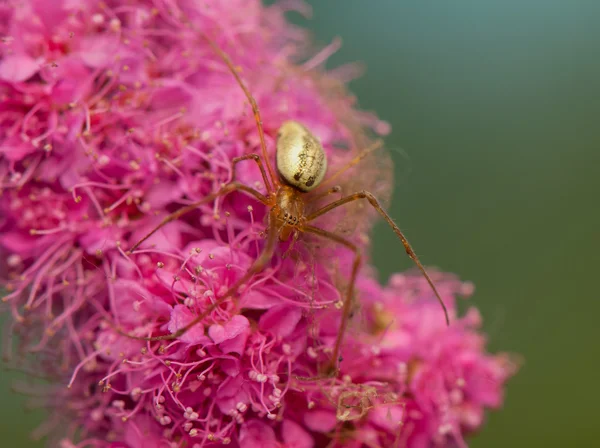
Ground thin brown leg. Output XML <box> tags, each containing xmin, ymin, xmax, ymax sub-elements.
<box><xmin>302</xmin><ymin>225</ymin><xmax>361</xmax><ymax>376</ymax></box>
<box><xmin>202</xmin><ymin>35</ymin><xmax>279</xmax><ymax>188</ymax></box>
<box><xmin>118</xmin><ymin>211</ymin><xmax>281</xmax><ymax>342</ymax></box>
<box><xmin>281</xmin><ymin>229</ymin><xmax>300</xmax><ymax>259</ymax></box>
<box><xmin>305</xmin><ymin>185</ymin><xmax>342</xmax><ymax>205</ymax></box>
<box><xmin>306</xmin><ymin>191</ymin><xmax>450</xmax><ymax>326</ymax></box>
<box><xmin>128</xmin><ymin>182</ymin><xmax>269</xmax><ymax>253</ymax></box>
<box><xmin>232</xmin><ymin>153</ymin><xmax>272</xmax><ymax>193</ymax></box>
<box><xmin>315</xmin><ymin>140</ymin><xmax>383</xmax><ymax>192</ymax></box>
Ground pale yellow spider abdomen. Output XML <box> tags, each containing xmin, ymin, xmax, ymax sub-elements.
<box><xmin>276</xmin><ymin>120</ymin><xmax>327</xmax><ymax>192</ymax></box>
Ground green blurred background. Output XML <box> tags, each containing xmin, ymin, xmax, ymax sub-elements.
<box><xmin>2</xmin><ymin>0</ymin><xmax>599</xmax><ymax>446</ymax></box>
<box><xmin>298</xmin><ymin>0</ymin><xmax>599</xmax><ymax>446</ymax></box>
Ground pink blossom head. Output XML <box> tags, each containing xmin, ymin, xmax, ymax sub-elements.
<box><xmin>1</xmin><ymin>1</ymin><xmax>518</xmax><ymax>447</ymax></box>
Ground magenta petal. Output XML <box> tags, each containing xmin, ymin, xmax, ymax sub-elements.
<box><xmin>0</xmin><ymin>54</ymin><xmax>40</xmax><ymax>82</ymax></box>
<box><xmin>168</xmin><ymin>305</ymin><xmax>206</xmax><ymax>344</ymax></box>
<box><xmin>95</xmin><ymin>331</ymin><xmax>144</xmax><ymax>361</ymax></box>
<box><xmin>0</xmin><ymin>136</ymin><xmax>37</xmax><ymax>161</ymax></box>
<box><xmin>241</xmin><ymin>288</ymin><xmax>281</xmax><ymax>309</ymax></box>
<box><xmin>129</xmin><ymin>220</ymin><xmax>184</xmax><ymax>251</ymax></box>
<box><xmin>259</xmin><ymin>305</ymin><xmax>302</xmax><ymax>337</ymax></box>
<box><xmin>209</xmin><ymin>315</ymin><xmax>250</xmax><ymax>344</ymax></box>
<box><xmin>216</xmin><ymin>375</ymin><xmax>249</xmax><ymax>414</ymax></box>
<box><xmin>30</xmin><ymin>0</ymin><xmax>68</xmax><ymax>29</ymax></box>
<box><xmin>45</xmin><ymin>58</ymin><xmax>93</xmax><ymax>104</ymax></box>
<box><xmin>368</xmin><ymin>405</ymin><xmax>404</xmax><ymax>432</ymax></box>
<box><xmin>0</xmin><ymin>232</ymin><xmax>38</xmax><ymax>255</ymax></box>
<box><xmin>218</xmin><ymin>331</ymin><xmax>248</xmax><ymax>355</ymax></box>
<box><xmin>304</xmin><ymin>410</ymin><xmax>338</xmax><ymax>432</ymax></box>
<box><xmin>78</xmin><ymin>36</ymin><xmax>120</xmax><ymax>68</ymax></box>
<box><xmin>238</xmin><ymin>420</ymin><xmax>278</xmax><ymax>448</ymax></box>
<box><xmin>144</xmin><ymin>180</ymin><xmax>185</xmax><ymax>209</ymax></box>
<box><xmin>282</xmin><ymin>420</ymin><xmax>314</xmax><ymax>448</ymax></box>
<box><xmin>220</xmin><ymin>357</ymin><xmax>241</xmax><ymax>377</ymax></box>
<box><xmin>123</xmin><ymin>416</ymin><xmax>162</xmax><ymax>448</ymax></box>
<box><xmin>207</xmin><ymin>325</ymin><xmax>226</xmax><ymax>344</ymax></box>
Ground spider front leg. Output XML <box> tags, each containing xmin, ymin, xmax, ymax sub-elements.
<box><xmin>118</xmin><ymin>210</ymin><xmax>281</xmax><ymax>342</ymax></box>
<box><xmin>231</xmin><ymin>153</ymin><xmax>273</xmax><ymax>193</ymax></box>
<box><xmin>305</xmin><ymin>185</ymin><xmax>342</xmax><ymax>205</ymax></box>
<box><xmin>302</xmin><ymin>225</ymin><xmax>362</xmax><ymax>377</ymax></box>
<box><xmin>306</xmin><ymin>191</ymin><xmax>450</xmax><ymax>326</ymax></box>
<box><xmin>128</xmin><ymin>182</ymin><xmax>268</xmax><ymax>253</ymax></box>
<box><xmin>210</xmin><ymin>153</ymin><xmax>273</xmax><ymax>219</ymax></box>
<box><xmin>314</xmin><ymin>140</ymin><xmax>383</xmax><ymax>191</ymax></box>
<box><xmin>202</xmin><ymin>34</ymin><xmax>279</xmax><ymax>185</ymax></box>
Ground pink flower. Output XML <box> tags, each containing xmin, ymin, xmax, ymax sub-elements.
<box><xmin>0</xmin><ymin>1</ymin><xmax>518</xmax><ymax>447</ymax></box>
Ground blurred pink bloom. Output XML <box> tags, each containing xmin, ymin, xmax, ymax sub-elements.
<box><xmin>0</xmin><ymin>1</ymin><xmax>517</xmax><ymax>447</ymax></box>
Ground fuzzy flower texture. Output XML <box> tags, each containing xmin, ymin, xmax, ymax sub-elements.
<box><xmin>0</xmin><ymin>1</ymin><xmax>517</xmax><ymax>447</ymax></box>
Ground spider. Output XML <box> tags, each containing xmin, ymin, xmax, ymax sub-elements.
<box><xmin>125</xmin><ymin>35</ymin><xmax>449</xmax><ymax>376</ymax></box>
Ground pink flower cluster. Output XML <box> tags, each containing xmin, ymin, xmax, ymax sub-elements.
<box><xmin>0</xmin><ymin>1</ymin><xmax>517</xmax><ymax>447</ymax></box>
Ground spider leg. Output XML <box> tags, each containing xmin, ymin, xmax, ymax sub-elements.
<box><xmin>281</xmin><ymin>229</ymin><xmax>300</xmax><ymax>259</ymax></box>
<box><xmin>302</xmin><ymin>224</ymin><xmax>361</xmax><ymax>377</ymax></box>
<box><xmin>117</xmin><ymin>211</ymin><xmax>281</xmax><ymax>342</ymax></box>
<box><xmin>306</xmin><ymin>191</ymin><xmax>450</xmax><ymax>326</ymax></box>
<box><xmin>314</xmin><ymin>140</ymin><xmax>383</xmax><ymax>192</ymax></box>
<box><xmin>128</xmin><ymin>182</ymin><xmax>269</xmax><ymax>253</ymax></box>
<box><xmin>232</xmin><ymin>153</ymin><xmax>272</xmax><ymax>193</ymax></box>
<box><xmin>305</xmin><ymin>185</ymin><xmax>342</xmax><ymax>205</ymax></box>
<box><xmin>202</xmin><ymin>34</ymin><xmax>279</xmax><ymax>188</ymax></box>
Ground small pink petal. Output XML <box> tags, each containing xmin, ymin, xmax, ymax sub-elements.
<box><xmin>129</xmin><ymin>220</ymin><xmax>183</xmax><ymax>251</ymax></box>
<box><xmin>209</xmin><ymin>315</ymin><xmax>249</xmax><ymax>344</ymax></box>
<box><xmin>78</xmin><ymin>228</ymin><xmax>120</xmax><ymax>253</ymax></box>
<box><xmin>238</xmin><ymin>420</ymin><xmax>277</xmax><ymax>448</ymax></box>
<box><xmin>216</xmin><ymin>375</ymin><xmax>249</xmax><ymax>415</ymax></box>
<box><xmin>282</xmin><ymin>420</ymin><xmax>314</xmax><ymax>448</ymax></box>
<box><xmin>144</xmin><ymin>180</ymin><xmax>184</xmax><ymax>209</ymax></box>
<box><xmin>95</xmin><ymin>331</ymin><xmax>144</xmax><ymax>361</ymax></box>
<box><xmin>220</xmin><ymin>357</ymin><xmax>241</xmax><ymax>377</ymax></box>
<box><xmin>78</xmin><ymin>36</ymin><xmax>119</xmax><ymax>68</ymax></box>
<box><xmin>30</xmin><ymin>0</ymin><xmax>69</xmax><ymax>29</ymax></box>
<box><xmin>112</xmin><ymin>281</ymin><xmax>170</xmax><ymax>325</ymax></box>
<box><xmin>123</xmin><ymin>416</ymin><xmax>162</xmax><ymax>448</ymax></box>
<box><xmin>45</xmin><ymin>58</ymin><xmax>93</xmax><ymax>104</ymax></box>
<box><xmin>218</xmin><ymin>331</ymin><xmax>248</xmax><ymax>355</ymax></box>
<box><xmin>459</xmin><ymin>402</ymin><xmax>484</xmax><ymax>429</ymax></box>
<box><xmin>0</xmin><ymin>232</ymin><xmax>38</xmax><ymax>255</ymax></box>
<box><xmin>241</xmin><ymin>289</ymin><xmax>281</xmax><ymax>309</ymax></box>
<box><xmin>303</xmin><ymin>410</ymin><xmax>337</xmax><ymax>432</ymax></box>
<box><xmin>259</xmin><ymin>305</ymin><xmax>302</xmax><ymax>338</ymax></box>
<box><xmin>0</xmin><ymin>54</ymin><xmax>40</xmax><ymax>82</ymax></box>
<box><xmin>368</xmin><ymin>405</ymin><xmax>404</xmax><ymax>432</ymax></box>
<box><xmin>0</xmin><ymin>136</ymin><xmax>37</xmax><ymax>161</ymax></box>
<box><xmin>168</xmin><ymin>305</ymin><xmax>206</xmax><ymax>344</ymax></box>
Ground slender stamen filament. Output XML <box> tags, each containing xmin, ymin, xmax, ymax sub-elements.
<box><xmin>29</xmin><ymin>226</ymin><xmax>66</xmax><ymax>235</ymax></box>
